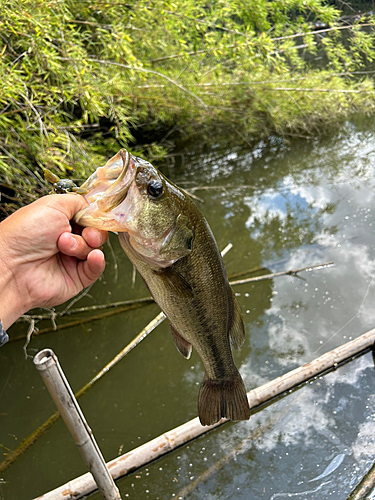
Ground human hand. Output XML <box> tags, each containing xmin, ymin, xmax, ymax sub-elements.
<box><xmin>0</xmin><ymin>194</ymin><xmax>108</xmax><ymax>330</ymax></box>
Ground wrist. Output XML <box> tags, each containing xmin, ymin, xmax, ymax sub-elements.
<box><xmin>0</xmin><ymin>264</ymin><xmax>29</xmax><ymax>330</ymax></box>
<box><xmin>0</xmin><ymin>225</ymin><xmax>32</xmax><ymax>329</ymax></box>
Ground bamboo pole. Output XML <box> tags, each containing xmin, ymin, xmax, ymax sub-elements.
<box><xmin>33</xmin><ymin>327</ymin><xmax>375</xmax><ymax>500</ymax></box>
<box><xmin>34</xmin><ymin>349</ymin><xmax>121</xmax><ymax>500</ymax></box>
<box><xmin>346</xmin><ymin>460</ymin><xmax>375</xmax><ymax>499</ymax></box>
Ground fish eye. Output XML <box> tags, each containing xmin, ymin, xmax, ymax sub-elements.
<box><xmin>147</xmin><ymin>180</ymin><xmax>163</xmax><ymax>199</ymax></box>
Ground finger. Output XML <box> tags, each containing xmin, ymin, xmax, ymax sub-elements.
<box><xmin>43</xmin><ymin>194</ymin><xmax>89</xmax><ymax>221</ymax></box>
<box><xmin>78</xmin><ymin>249</ymin><xmax>106</xmax><ymax>288</ymax></box>
<box><xmin>81</xmin><ymin>227</ymin><xmax>108</xmax><ymax>248</ymax></box>
<box><xmin>57</xmin><ymin>232</ymin><xmax>93</xmax><ymax>260</ymax></box>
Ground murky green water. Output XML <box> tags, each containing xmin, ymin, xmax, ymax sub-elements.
<box><xmin>2</xmin><ymin>117</ymin><xmax>375</xmax><ymax>499</ymax></box>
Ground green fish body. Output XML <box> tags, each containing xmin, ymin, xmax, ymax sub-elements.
<box><xmin>75</xmin><ymin>150</ymin><xmax>250</xmax><ymax>426</ymax></box>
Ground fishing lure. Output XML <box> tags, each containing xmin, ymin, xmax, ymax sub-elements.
<box><xmin>43</xmin><ymin>168</ymin><xmax>87</xmax><ymax>195</ymax></box>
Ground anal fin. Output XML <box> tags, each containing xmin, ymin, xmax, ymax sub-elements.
<box><xmin>229</xmin><ymin>289</ymin><xmax>246</xmax><ymax>350</ymax></box>
<box><xmin>171</xmin><ymin>324</ymin><xmax>192</xmax><ymax>359</ymax></box>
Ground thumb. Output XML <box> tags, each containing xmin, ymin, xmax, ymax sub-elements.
<box><xmin>42</xmin><ymin>194</ymin><xmax>89</xmax><ymax>221</ymax></box>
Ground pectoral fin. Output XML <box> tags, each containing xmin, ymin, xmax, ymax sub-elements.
<box><xmin>170</xmin><ymin>324</ymin><xmax>192</xmax><ymax>359</ymax></box>
<box><xmin>229</xmin><ymin>290</ymin><xmax>246</xmax><ymax>350</ymax></box>
<box><xmin>154</xmin><ymin>267</ymin><xmax>194</xmax><ymax>298</ymax></box>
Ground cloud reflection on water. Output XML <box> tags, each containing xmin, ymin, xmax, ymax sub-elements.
<box><xmin>178</xmin><ymin>121</ymin><xmax>375</xmax><ymax>499</ymax></box>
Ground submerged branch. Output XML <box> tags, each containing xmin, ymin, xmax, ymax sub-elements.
<box><xmin>228</xmin><ymin>265</ymin><xmax>269</xmax><ymax>280</ymax></box>
<box><xmin>57</xmin><ymin>297</ymin><xmax>153</xmax><ymax>316</ymax></box>
<box><xmin>229</xmin><ymin>262</ymin><xmax>335</xmax><ymax>286</ymax></box>
<box><xmin>16</xmin><ymin>297</ymin><xmax>154</xmax><ymax>322</ymax></box>
<box><xmin>10</xmin><ymin>303</ymin><xmax>148</xmax><ymax>342</ymax></box>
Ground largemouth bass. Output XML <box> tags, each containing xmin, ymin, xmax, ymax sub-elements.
<box><xmin>74</xmin><ymin>150</ymin><xmax>250</xmax><ymax>426</ymax></box>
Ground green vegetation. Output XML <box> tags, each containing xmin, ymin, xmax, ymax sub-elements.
<box><xmin>1</xmin><ymin>0</ymin><xmax>375</xmax><ymax>213</ymax></box>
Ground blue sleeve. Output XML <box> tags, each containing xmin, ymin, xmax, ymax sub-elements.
<box><xmin>0</xmin><ymin>319</ymin><xmax>9</xmax><ymax>346</ymax></box>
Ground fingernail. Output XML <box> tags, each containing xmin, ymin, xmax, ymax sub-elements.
<box><xmin>70</xmin><ymin>235</ymin><xmax>78</xmax><ymax>249</ymax></box>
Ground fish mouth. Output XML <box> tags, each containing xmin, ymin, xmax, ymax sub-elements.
<box><xmin>74</xmin><ymin>149</ymin><xmax>137</xmax><ymax>231</ymax></box>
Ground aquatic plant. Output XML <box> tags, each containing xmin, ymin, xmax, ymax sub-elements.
<box><xmin>1</xmin><ymin>0</ymin><xmax>375</xmax><ymax>213</ymax></box>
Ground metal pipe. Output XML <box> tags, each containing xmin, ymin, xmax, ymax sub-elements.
<box><xmin>33</xmin><ymin>348</ymin><xmax>121</xmax><ymax>500</ymax></box>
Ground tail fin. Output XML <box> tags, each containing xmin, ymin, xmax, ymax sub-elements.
<box><xmin>198</xmin><ymin>371</ymin><xmax>250</xmax><ymax>426</ymax></box>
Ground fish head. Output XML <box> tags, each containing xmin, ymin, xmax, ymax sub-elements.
<box><xmin>74</xmin><ymin>149</ymin><xmax>194</xmax><ymax>266</ymax></box>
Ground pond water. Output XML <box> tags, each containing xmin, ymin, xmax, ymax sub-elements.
<box><xmin>2</xmin><ymin>117</ymin><xmax>375</xmax><ymax>499</ymax></box>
